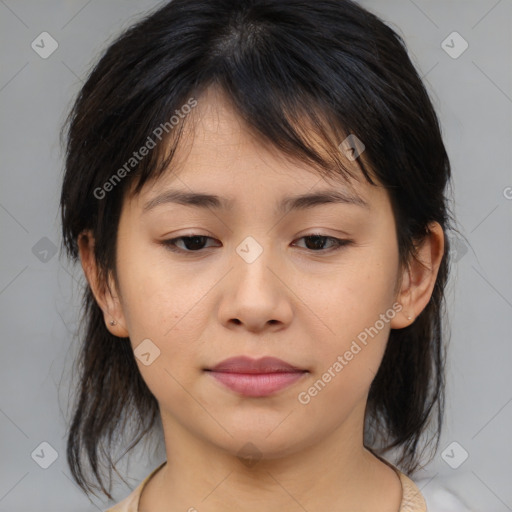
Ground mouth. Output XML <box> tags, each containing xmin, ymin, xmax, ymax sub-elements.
<box><xmin>204</xmin><ymin>356</ymin><xmax>308</xmax><ymax>397</ymax></box>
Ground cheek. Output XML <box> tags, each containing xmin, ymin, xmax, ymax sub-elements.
<box><xmin>115</xmin><ymin>241</ymin><xmax>214</xmax><ymax>375</ymax></box>
<box><xmin>116</xmin><ymin>249</ymin><xmax>206</xmax><ymax>403</ymax></box>
<box><xmin>353</xmin><ymin>239</ymin><xmax>399</xmax><ymax>322</ymax></box>
<box><xmin>298</xmin><ymin>307</ymin><xmax>395</xmax><ymax>418</ymax></box>
<box><xmin>116</xmin><ymin>240</ymin><xmax>193</xmax><ymax>333</ymax></box>
<box><xmin>316</xmin><ymin>239</ymin><xmax>398</xmax><ymax>329</ymax></box>
<box><xmin>306</xmin><ymin>243</ymin><xmax>400</xmax><ymax>394</ymax></box>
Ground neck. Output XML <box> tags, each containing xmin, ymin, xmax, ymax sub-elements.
<box><xmin>140</xmin><ymin>405</ymin><xmax>402</xmax><ymax>512</ymax></box>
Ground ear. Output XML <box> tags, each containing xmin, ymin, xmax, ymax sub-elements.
<box><xmin>77</xmin><ymin>230</ymin><xmax>129</xmax><ymax>338</ymax></box>
<box><xmin>391</xmin><ymin>221</ymin><xmax>445</xmax><ymax>329</ymax></box>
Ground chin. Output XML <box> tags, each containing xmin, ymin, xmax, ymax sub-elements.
<box><xmin>209</xmin><ymin>427</ymin><xmax>310</xmax><ymax>464</ymax></box>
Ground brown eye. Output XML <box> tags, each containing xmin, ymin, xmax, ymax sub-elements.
<box><xmin>294</xmin><ymin>234</ymin><xmax>353</xmax><ymax>252</ymax></box>
<box><xmin>162</xmin><ymin>235</ymin><xmax>220</xmax><ymax>253</ymax></box>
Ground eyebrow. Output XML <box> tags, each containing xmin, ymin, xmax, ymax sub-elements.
<box><xmin>142</xmin><ymin>187</ymin><xmax>369</xmax><ymax>214</ymax></box>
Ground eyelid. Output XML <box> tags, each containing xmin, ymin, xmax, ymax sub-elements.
<box><xmin>160</xmin><ymin>233</ymin><xmax>353</xmax><ymax>254</ymax></box>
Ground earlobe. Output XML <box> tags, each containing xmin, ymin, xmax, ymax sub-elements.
<box><xmin>390</xmin><ymin>266</ymin><xmax>414</xmax><ymax>330</ymax></box>
<box><xmin>391</xmin><ymin>222</ymin><xmax>445</xmax><ymax>330</ymax></box>
<box><xmin>77</xmin><ymin>230</ymin><xmax>129</xmax><ymax>338</ymax></box>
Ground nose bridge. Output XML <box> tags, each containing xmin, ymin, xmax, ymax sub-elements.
<box><xmin>215</xmin><ymin>212</ymin><xmax>297</xmax><ymax>331</ymax></box>
<box><xmin>220</xmin><ymin>232</ymin><xmax>290</xmax><ymax>330</ymax></box>
<box><xmin>227</xmin><ymin>229</ymin><xmax>293</xmax><ymax>308</ymax></box>
<box><xmin>232</xmin><ymin>233</ymin><xmax>276</xmax><ymax>287</ymax></box>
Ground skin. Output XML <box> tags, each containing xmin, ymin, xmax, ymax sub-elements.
<box><xmin>79</xmin><ymin>85</ymin><xmax>444</xmax><ymax>511</ymax></box>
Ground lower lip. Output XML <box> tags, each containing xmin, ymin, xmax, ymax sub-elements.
<box><xmin>207</xmin><ymin>371</ymin><xmax>307</xmax><ymax>397</ymax></box>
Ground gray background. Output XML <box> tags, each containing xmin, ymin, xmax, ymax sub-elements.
<box><xmin>0</xmin><ymin>1</ymin><xmax>511</xmax><ymax>511</ymax></box>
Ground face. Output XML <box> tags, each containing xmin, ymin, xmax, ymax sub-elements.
<box><xmin>110</xmin><ymin>86</ymin><xmax>406</xmax><ymax>461</ymax></box>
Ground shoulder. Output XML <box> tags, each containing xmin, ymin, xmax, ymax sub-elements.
<box><xmin>104</xmin><ymin>462</ymin><xmax>167</xmax><ymax>512</ymax></box>
<box><xmin>104</xmin><ymin>488</ymin><xmax>139</xmax><ymax>512</ymax></box>
<box><xmin>369</xmin><ymin>451</ymin><xmax>427</xmax><ymax>512</ymax></box>
<box><xmin>395</xmin><ymin>470</ymin><xmax>474</xmax><ymax>512</ymax></box>
<box><xmin>396</xmin><ymin>470</ymin><xmax>428</xmax><ymax>512</ymax></box>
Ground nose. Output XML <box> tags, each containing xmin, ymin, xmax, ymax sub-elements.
<box><xmin>217</xmin><ymin>236</ymin><xmax>293</xmax><ymax>333</ymax></box>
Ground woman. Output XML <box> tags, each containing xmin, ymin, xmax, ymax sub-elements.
<box><xmin>60</xmin><ymin>1</ymin><xmax>454</xmax><ymax>510</ymax></box>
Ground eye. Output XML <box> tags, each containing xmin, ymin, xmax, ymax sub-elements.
<box><xmin>161</xmin><ymin>235</ymin><xmax>220</xmax><ymax>253</ymax></box>
<box><xmin>293</xmin><ymin>234</ymin><xmax>353</xmax><ymax>252</ymax></box>
<box><xmin>161</xmin><ymin>233</ymin><xmax>352</xmax><ymax>254</ymax></box>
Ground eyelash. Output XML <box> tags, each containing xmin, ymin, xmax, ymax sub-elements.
<box><xmin>160</xmin><ymin>233</ymin><xmax>353</xmax><ymax>254</ymax></box>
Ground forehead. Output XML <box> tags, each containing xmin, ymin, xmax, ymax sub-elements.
<box><xmin>129</xmin><ymin>85</ymin><xmax>382</xmax><ymax>211</ymax></box>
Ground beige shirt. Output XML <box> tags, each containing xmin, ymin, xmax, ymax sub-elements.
<box><xmin>105</xmin><ymin>460</ymin><xmax>427</xmax><ymax>512</ymax></box>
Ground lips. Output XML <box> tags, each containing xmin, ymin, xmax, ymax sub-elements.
<box><xmin>205</xmin><ymin>356</ymin><xmax>308</xmax><ymax>397</ymax></box>
<box><xmin>207</xmin><ymin>356</ymin><xmax>305</xmax><ymax>373</ymax></box>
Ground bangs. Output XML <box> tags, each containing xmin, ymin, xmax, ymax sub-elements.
<box><xmin>121</xmin><ymin>6</ymin><xmax>382</xmax><ymax>198</ymax></box>
<box><xmin>128</xmin><ymin>81</ymin><xmax>377</xmax><ymax>200</ymax></box>
<box><xmin>61</xmin><ymin>0</ymin><xmax>431</xmax><ymax>261</ymax></box>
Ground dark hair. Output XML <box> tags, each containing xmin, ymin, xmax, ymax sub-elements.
<box><xmin>60</xmin><ymin>0</ymin><xmax>454</xmax><ymax>500</ymax></box>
